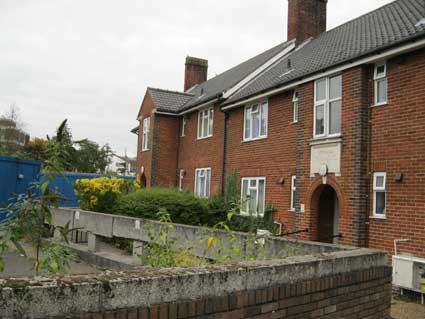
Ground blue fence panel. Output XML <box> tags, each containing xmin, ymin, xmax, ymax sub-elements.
<box><xmin>0</xmin><ymin>156</ymin><xmax>41</xmax><ymax>221</ymax></box>
<box><xmin>47</xmin><ymin>173</ymin><xmax>136</xmax><ymax>207</ymax></box>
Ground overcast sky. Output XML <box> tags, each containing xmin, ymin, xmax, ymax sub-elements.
<box><xmin>0</xmin><ymin>0</ymin><xmax>394</xmax><ymax>157</ymax></box>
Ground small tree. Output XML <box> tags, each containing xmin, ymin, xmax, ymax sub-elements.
<box><xmin>0</xmin><ymin>136</ymin><xmax>76</xmax><ymax>274</ymax></box>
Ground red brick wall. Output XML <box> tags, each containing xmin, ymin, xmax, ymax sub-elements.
<box><xmin>177</xmin><ymin>104</ymin><xmax>225</xmax><ymax>195</ymax></box>
<box><xmin>137</xmin><ymin>92</ymin><xmax>155</xmax><ymax>187</ymax></box>
<box><xmin>152</xmin><ymin>114</ymin><xmax>180</xmax><ymax>188</ymax></box>
<box><xmin>66</xmin><ymin>267</ymin><xmax>391</xmax><ymax>319</ymax></box>
<box><xmin>226</xmin><ymin>66</ymin><xmax>372</xmax><ymax>247</ymax></box>
<box><xmin>368</xmin><ymin>48</ymin><xmax>425</xmax><ymax>258</ymax></box>
<box><xmin>225</xmin><ymin>92</ymin><xmax>298</xmax><ymax>233</ymax></box>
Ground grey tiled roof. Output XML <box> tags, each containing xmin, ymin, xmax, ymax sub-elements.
<box><xmin>225</xmin><ymin>0</ymin><xmax>425</xmax><ymax>105</ymax></box>
<box><xmin>147</xmin><ymin>88</ymin><xmax>193</xmax><ymax>113</ymax></box>
<box><xmin>180</xmin><ymin>41</ymin><xmax>294</xmax><ymax>111</ymax></box>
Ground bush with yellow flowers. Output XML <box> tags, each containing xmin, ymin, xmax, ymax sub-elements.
<box><xmin>74</xmin><ymin>177</ymin><xmax>140</xmax><ymax>213</ymax></box>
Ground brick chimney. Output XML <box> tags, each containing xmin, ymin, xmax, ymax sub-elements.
<box><xmin>184</xmin><ymin>56</ymin><xmax>208</xmax><ymax>92</ymax></box>
<box><xmin>288</xmin><ymin>0</ymin><xmax>327</xmax><ymax>45</ymax></box>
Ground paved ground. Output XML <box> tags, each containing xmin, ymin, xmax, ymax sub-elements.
<box><xmin>391</xmin><ymin>298</ymin><xmax>425</xmax><ymax>319</ymax></box>
<box><xmin>0</xmin><ymin>242</ymin><xmax>99</xmax><ymax>278</ymax></box>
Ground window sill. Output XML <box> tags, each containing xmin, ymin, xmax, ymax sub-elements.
<box><xmin>242</xmin><ymin>136</ymin><xmax>268</xmax><ymax>143</ymax></box>
<box><xmin>141</xmin><ymin>149</ymin><xmax>149</xmax><ymax>152</ymax></box>
<box><xmin>371</xmin><ymin>102</ymin><xmax>388</xmax><ymax>107</ymax></box>
<box><xmin>369</xmin><ymin>215</ymin><xmax>386</xmax><ymax>220</ymax></box>
<box><xmin>197</xmin><ymin>135</ymin><xmax>213</xmax><ymax>141</ymax></box>
<box><xmin>291</xmin><ymin>121</ymin><xmax>298</xmax><ymax>125</ymax></box>
<box><xmin>289</xmin><ymin>209</ymin><xmax>296</xmax><ymax>213</ymax></box>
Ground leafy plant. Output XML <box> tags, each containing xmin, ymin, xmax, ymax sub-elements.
<box><xmin>75</xmin><ymin>177</ymin><xmax>139</xmax><ymax>213</ymax></box>
<box><xmin>39</xmin><ymin>243</ymin><xmax>75</xmax><ymax>275</ymax></box>
<box><xmin>140</xmin><ymin>211</ymin><xmax>203</xmax><ymax>268</ymax></box>
<box><xmin>0</xmin><ymin>174</ymin><xmax>75</xmax><ymax>274</ymax></box>
<box><xmin>114</xmin><ymin>188</ymin><xmax>210</xmax><ymax>226</ymax></box>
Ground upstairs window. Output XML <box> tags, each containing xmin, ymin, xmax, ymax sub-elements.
<box><xmin>373</xmin><ymin>172</ymin><xmax>386</xmax><ymax>218</ymax></box>
<box><xmin>290</xmin><ymin>175</ymin><xmax>297</xmax><ymax>211</ymax></box>
<box><xmin>142</xmin><ymin>117</ymin><xmax>150</xmax><ymax>151</ymax></box>
<box><xmin>293</xmin><ymin>91</ymin><xmax>299</xmax><ymax>123</ymax></box>
<box><xmin>241</xmin><ymin>177</ymin><xmax>266</xmax><ymax>217</ymax></box>
<box><xmin>195</xmin><ymin>168</ymin><xmax>211</xmax><ymax>198</ymax></box>
<box><xmin>181</xmin><ymin>117</ymin><xmax>187</xmax><ymax>137</ymax></box>
<box><xmin>314</xmin><ymin>75</ymin><xmax>342</xmax><ymax>138</ymax></box>
<box><xmin>244</xmin><ymin>101</ymin><xmax>268</xmax><ymax>141</ymax></box>
<box><xmin>374</xmin><ymin>63</ymin><xmax>387</xmax><ymax>105</ymax></box>
<box><xmin>197</xmin><ymin>107</ymin><xmax>213</xmax><ymax>139</ymax></box>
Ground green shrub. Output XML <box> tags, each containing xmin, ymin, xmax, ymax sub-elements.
<box><xmin>74</xmin><ymin>177</ymin><xmax>140</xmax><ymax>213</ymax></box>
<box><xmin>114</xmin><ymin>188</ymin><xmax>211</xmax><ymax>226</ymax></box>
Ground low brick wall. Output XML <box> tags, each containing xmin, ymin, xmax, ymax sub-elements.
<box><xmin>74</xmin><ymin>267</ymin><xmax>391</xmax><ymax>319</ymax></box>
<box><xmin>0</xmin><ymin>249</ymin><xmax>391</xmax><ymax>319</ymax></box>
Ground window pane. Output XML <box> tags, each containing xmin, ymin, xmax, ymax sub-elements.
<box><xmin>249</xmin><ymin>188</ymin><xmax>257</xmax><ymax>215</ymax></box>
<box><xmin>260</xmin><ymin>103</ymin><xmax>268</xmax><ymax>136</ymax></box>
<box><xmin>316</xmin><ymin>79</ymin><xmax>326</xmax><ymax>101</ymax></box>
<box><xmin>208</xmin><ymin>109</ymin><xmax>214</xmax><ymax>135</ymax></box>
<box><xmin>252</xmin><ymin>111</ymin><xmax>260</xmax><ymax>138</ymax></box>
<box><xmin>329</xmin><ymin>100</ymin><xmax>341</xmax><ymax>135</ymax></box>
<box><xmin>242</xmin><ymin>180</ymin><xmax>249</xmax><ymax>212</ymax></box>
<box><xmin>245</xmin><ymin>108</ymin><xmax>251</xmax><ymax>139</ymax></box>
<box><xmin>329</xmin><ymin>75</ymin><xmax>342</xmax><ymax>100</ymax></box>
<box><xmin>377</xmin><ymin>79</ymin><xmax>387</xmax><ymax>103</ymax></box>
<box><xmin>198</xmin><ymin>113</ymin><xmax>202</xmax><ymax>137</ymax></box>
<box><xmin>376</xmin><ymin>65</ymin><xmax>385</xmax><ymax>76</ymax></box>
<box><xmin>375</xmin><ymin>175</ymin><xmax>385</xmax><ymax>188</ymax></box>
<box><xmin>375</xmin><ymin>192</ymin><xmax>386</xmax><ymax>215</ymax></box>
<box><xmin>206</xmin><ymin>170</ymin><xmax>211</xmax><ymax>197</ymax></box>
<box><xmin>203</xmin><ymin>115</ymin><xmax>208</xmax><ymax>137</ymax></box>
<box><xmin>200</xmin><ymin>175</ymin><xmax>206</xmax><ymax>197</ymax></box>
<box><xmin>315</xmin><ymin>104</ymin><xmax>325</xmax><ymax>135</ymax></box>
<box><xmin>258</xmin><ymin>180</ymin><xmax>265</xmax><ymax>216</ymax></box>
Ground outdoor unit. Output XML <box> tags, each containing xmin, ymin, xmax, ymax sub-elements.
<box><xmin>393</xmin><ymin>255</ymin><xmax>425</xmax><ymax>304</ymax></box>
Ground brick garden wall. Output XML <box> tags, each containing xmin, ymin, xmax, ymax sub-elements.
<box><xmin>0</xmin><ymin>247</ymin><xmax>390</xmax><ymax>319</ymax></box>
<box><xmin>60</xmin><ymin>267</ymin><xmax>391</xmax><ymax>319</ymax></box>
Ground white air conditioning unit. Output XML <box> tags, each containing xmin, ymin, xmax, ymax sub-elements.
<box><xmin>393</xmin><ymin>255</ymin><xmax>425</xmax><ymax>304</ymax></box>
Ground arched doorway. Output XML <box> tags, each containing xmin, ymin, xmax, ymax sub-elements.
<box><xmin>317</xmin><ymin>185</ymin><xmax>339</xmax><ymax>243</ymax></box>
<box><xmin>310</xmin><ymin>184</ymin><xmax>340</xmax><ymax>244</ymax></box>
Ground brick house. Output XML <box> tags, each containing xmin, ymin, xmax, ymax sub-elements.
<box><xmin>134</xmin><ymin>0</ymin><xmax>425</xmax><ymax>258</ymax></box>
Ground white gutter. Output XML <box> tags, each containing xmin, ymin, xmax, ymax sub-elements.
<box><xmin>222</xmin><ymin>37</ymin><xmax>425</xmax><ymax>111</ymax></box>
<box><xmin>222</xmin><ymin>41</ymin><xmax>296</xmax><ymax>99</ymax></box>
<box><xmin>154</xmin><ymin>110</ymin><xmax>181</xmax><ymax>117</ymax></box>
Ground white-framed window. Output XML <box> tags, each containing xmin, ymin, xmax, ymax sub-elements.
<box><xmin>374</xmin><ymin>63</ymin><xmax>388</xmax><ymax>106</ymax></box>
<box><xmin>290</xmin><ymin>175</ymin><xmax>296</xmax><ymax>211</ymax></box>
<box><xmin>293</xmin><ymin>91</ymin><xmax>299</xmax><ymax>123</ymax></box>
<box><xmin>244</xmin><ymin>101</ymin><xmax>268</xmax><ymax>141</ymax></box>
<box><xmin>142</xmin><ymin>117</ymin><xmax>150</xmax><ymax>151</ymax></box>
<box><xmin>194</xmin><ymin>168</ymin><xmax>211</xmax><ymax>198</ymax></box>
<box><xmin>197</xmin><ymin>107</ymin><xmax>213</xmax><ymax>139</ymax></box>
<box><xmin>179</xmin><ymin>169</ymin><xmax>185</xmax><ymax>191</ymax></box>
<box><xmin>314</xmin><ymin>75</ymin><xmax>342</xmax><ymax>138</ymax></box>
<box><xmin>241</xmin><ymin>177</ymin><xmax>266</xmax><ymax>217</ymax></box>
<box><xmin>373</xmin><ymin>172</ymin><xmax>386</xmax><ymax>218</ymax></box>
<box><xmin>181</xmin><ymin>117</ymin><xmax>187</xmax><ymax>137</ymax></box>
